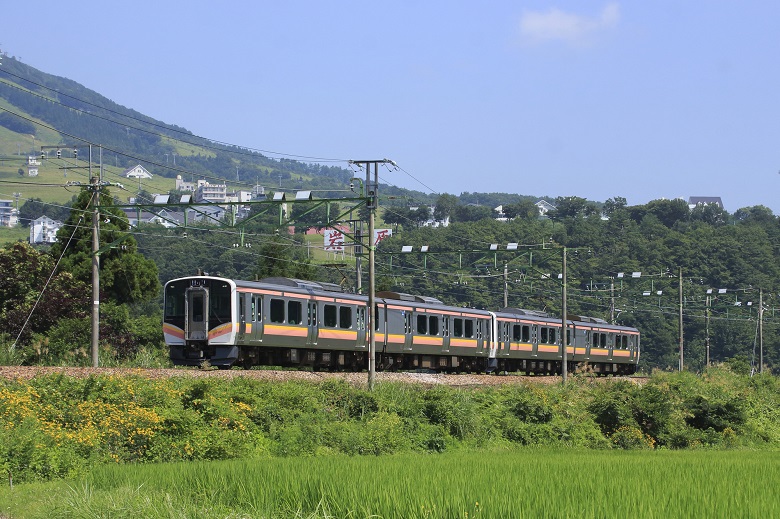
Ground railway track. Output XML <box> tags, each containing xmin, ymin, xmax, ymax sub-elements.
<box><xmin>0</xmin><ymin>366</ymin><xmax>649</xmax><ymax>386</ymax></box>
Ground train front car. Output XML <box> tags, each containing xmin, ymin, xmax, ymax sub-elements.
<box><xmin>164</xmin><ymin>276</ymin><xmax>239</xmax><ymax>368</ymax></box>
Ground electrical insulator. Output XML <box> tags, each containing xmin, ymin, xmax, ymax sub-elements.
<box><xmin>73</xmin><ymin>148</ymin><xmax>78</xmax><ymax>159</ymax></box>
<box><xmin>56</xmin><ymin>149</ymin><xmax>61</xmax><ymax>159</ymax></box>
<box><xmin>40</xmin><ymin>151</ymin><xmax>45</xmax><ymax>159</ymax></box>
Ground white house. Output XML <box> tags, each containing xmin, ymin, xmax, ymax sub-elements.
<box><xmin>30</xmin><ymin>216</ymin><xmax>63</xmax><ymax>243</ymax></box>
<box><xmin>688</xmin><ymin>196</ymin><xmax>723</xmax><ymax>210</ymax></box>
<box><xmin>123</xmin><ymin>165</ymin><xmax>153</xmax><ymax>179</ymax></box>
<box><xmin>535</xmin><ymin>199</ymin><xmax>556</xmax><ymax>216</ymax></box>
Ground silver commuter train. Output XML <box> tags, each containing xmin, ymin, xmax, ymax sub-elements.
<box><xmin>163</xmin><ymin>275</ymin><xmax>640</xmax><ymax>374</ymax></box>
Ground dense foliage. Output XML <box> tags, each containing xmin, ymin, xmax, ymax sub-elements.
<box><xmin>376</xmin><ymin>198</ymin><xmax>780</xmax><ymax>373</ymax></box>
<box><xmin>1</xmin><ymin>368</ymin><xmax>778</xmax><ymax>484</ymax></box>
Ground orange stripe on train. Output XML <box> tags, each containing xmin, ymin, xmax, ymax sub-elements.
<box><xmin>263</xmin><ymin>324</ymin><xmax>308</xmax><ymax>337</ymax></box>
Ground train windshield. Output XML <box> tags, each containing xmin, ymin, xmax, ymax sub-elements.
<box><xmin>164</xmin><ymin>279</ymin><xmax>232</xmax><ymax>323</ymax></box>
<box><xmin>165</xmin><ymin>283</ymin><xmax>186</xmax><ymax>319</ymax></box>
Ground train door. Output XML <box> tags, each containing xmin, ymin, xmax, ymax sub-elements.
<box><xmin>185</xmin><ymin>286</ymin><xmax>209</xmax><ymax>341</ymax></box>
<box><xmin>403</xmin><ymin>310</ymin><xmax>413</xmax><ymax>351</ymax></box>
<box><xmin>356</xmin><ymin>305</ymin><xmax>367</xmax><ymax>348</ymax></box>
<box><xmin>442</xmin><ymin>316</ymin><xmax>451</xmax><ymax>353</ymax></box>
<box><xmin>475</xmin><ymin>319</ymin><xmax>485</xmax><ymax>355</ymax></box>
<box><xmin>307</xmin><ymin>300</ymin><xmax>318</xmax><ymax>346</ymax></box>
<box><xmin>237</xmin><ymin>293</ymin><xmax>250</xmax><ymax>343</ymax></box>
<box><xmin>251</xmin><ymin>294</ymin><xmax>264</xmax><ymax>342</ymax></box>
<box><xmin>501</xmin><ymin>321</ymin><xmax>511</xmax><ymax>356</ymax></box>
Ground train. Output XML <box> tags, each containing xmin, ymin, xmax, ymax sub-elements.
<box><xmin>163</xmin><ymin>275</ymin><xmax>640</xmax><ymax>375</ymax></box>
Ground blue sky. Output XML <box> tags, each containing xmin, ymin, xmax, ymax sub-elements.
<box><xmin>4</xmin><ymin>1</ymin><xmax>780</xmax><ymax>212</ymax></box>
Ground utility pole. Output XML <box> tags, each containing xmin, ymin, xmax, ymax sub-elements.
<box><xmin>349</xmin><ymin>159</ymin><xmax>394</xmax><ymax>391</ymax></box>
<box><xmin>89</xmin><ymin>144</ymin><xmax>100</xmax><ymax>368</ymax></box>
<box><xmin>705</xmin><ymin>294</ymin><xmax>711</xmax><ymax>368</ymax></box>
<box><xmin>503</xmin><ymin>262</ymin><xmax>508</xmax><ymax>308</ymax></box>
<box><xmin>678</xmin><ymin>267</ymin><xmax>683</xmax><ymax>371</ymax></box>
<box><xmin>759</xmin><ymin>288</ymin><xmax>764</xmax><ymax>374</ymax></box>
<box><xmin>561</xmin><ymin>247</ymin><xmax>567</xmax><ymax>383</ymax></box>
<box><xmin>355</xmin><ymin>226</ymin><xmax>362</xmax><ymax>293</ymax></box>
<box><xmin>610</xmin><ymin>278</ymin><xmax>615</xmax><ymax>324</ymax></box>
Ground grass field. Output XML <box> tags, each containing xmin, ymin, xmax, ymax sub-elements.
<box><xmin>1</xmin><ymin>449</ymin><xmax>777</xmax><ymax>518</ymax></box>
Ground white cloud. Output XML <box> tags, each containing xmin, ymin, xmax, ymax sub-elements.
<box><xmin>519</xmin><ymin>3</ymin><xmax>620</xmax><ymax>45</ymax></box>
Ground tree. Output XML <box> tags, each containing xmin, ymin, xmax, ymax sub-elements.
<box><xmin>645</xmin><ymin>199</ymin><xmax>690</xmax><ymax>228</ymax></box>
<box><xmin>18</xmin><ymin>197</ymin><xmax>71</xmax><ymax>227</ymax></box>
<box><xmin>503</xmin><ymin>200</ymin><xmax>539</xmax><ymax>220</ymax></box>
<box><xmin>603</xmin><ymin>196</ymin><xmax>627</xmax><ymax>218</ymax></box>
<box><xmin>254</xmin><ymin>236</ymin><xmax>317</xmax><ymax>280</ymax></box>
<box><xmin>433</xmin><ymin>194</ymin><xmax>458</xmax><ymax>223</ymax></box>
<box><xmin>548</xmin><ymin>196</ymin><xmax>598</xmax><ymax>220</ymax></box>
<box><xmin>51</xmin><ymin>187</ymin><xmax>160</xmax><ymax>305</ymax></box>
<box><xmin>0</xmin><ymin>242</ymin><xmax>90</xmax><ymax>347</ymax></box>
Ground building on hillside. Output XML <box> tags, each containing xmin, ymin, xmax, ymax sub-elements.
<box><xmin>187</xmin><ymin>204</ymin><xmax>226</xmax><ymax>223</ymax></box>
<box><xmin>535</xmin><ymin>199</ymin><xmax>556</xmax><ymax>216</ymax></box>
<box><xmin>27</xmin><ymin>155</ymin><xmax>40</xmax><ymax>177</ymax></box>
<box><xmin>688</xmin><ymin>196</ymin><xmax>723</xmax><ymax>210</ymax></box>
<box><xmin>0</xmin><ymin>200</ymin><xmax>18</xmax><ymax>227</ymax></box>
<box><xmin>0</xmin><ymin>200</ymin><xmax>17</xmax><ymax>226</ymax></box>
<box><xmin>196</xmin><ymin>180</ymin><xmax>227</xmax><ymax>203</ymax></box>
<box><xmin>123</xmin><ymin>165</ymin><xmax>153</xmax><ymax>179</ymax></box>
<box><xmin>29</xmin><ymin>216</ymin><xmax>63</xmax><ymax>243</ymax></box>
<box><xmin>122</xmin><ymin>208</ymin><xmax>184</xmax><ymax>228</ymax></box>
<box><xmin>175</xmin><ymin>175</ymin><xmax>195</xmax><ymax>192</ymax></box>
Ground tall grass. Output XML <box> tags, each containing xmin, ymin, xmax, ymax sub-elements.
<box><xmin>9</xmin><ymin>449</ymin><xmax>775</xmax><ymax>519</ymax></box>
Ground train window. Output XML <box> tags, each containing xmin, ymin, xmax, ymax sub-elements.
<box><xmin>288</xmin><ymin>301</ymin><xmax>303</xmax><ymax>325</ymax></box>
<box><xmin>502</xmin><ymin>323</ymin><xmax>510</xmax><ymax>341</ymax></box>
<box><xmin>417</xmin><ymin>314</ymin><xmax>427</xmax><ymax>334</ymax></box>
<box><xmin>465</xmin><ymin>319</ymin><xmax>474</xmax><ymax>338</ymax></box>
<box><xmin>192</xmin><ymin>293</ymin><xmax>204</xmax><ymax>322</ymax></box>
<box><xmin>340</xmin><ymin>306</ymin><xmax>352</xmax><ymax>329</ymax></box>
<box><xmin>374</xmin><ymin>305</ymin><xmax>379</xmax><ymax>331</ymax></box>
<box><xmin>429</xmin><ymin>316</ymin><xmax>439</xmax><ymax>335</ymax></box>
<box><xmin>600</xmin><ymin>333</ymin><xmax>607</xmax><ymax>348</ymax></box>
<box><xmin>164</xmin><ymin>284</ymin><xmax>186</xmax><ymax>318</ymax></box>
<box><xmin>454</xmin><ymin>318</ymin><xmax>463</xmax><ymax>338</ymax></box>
<box><xmin>239</xmin><ymin>296</ymin><xmax>245</xmax><ymax>323</ymax></box>
<box><xmin>324</xmin><ymin>305</ymin><xmax>337</xmax><ymax>327</ymax></box>
<box><xmin>550</xmin><ymin>328</ymin><xmax>556</xmax><ymax>344</ymax></box>
<box><xmin>270</xmin><ymin>299</ymin><xmax>284</xmax><ymax>323</ymax></box>
<box><xmin>513</xmin><ymin>324</ymin><xmax>521</xmax><ymax>341</ymax></box>
<box><xmin>540</xmin><ymin>327</ymin><xmax>548</xmax><ymax>343</ymax></box>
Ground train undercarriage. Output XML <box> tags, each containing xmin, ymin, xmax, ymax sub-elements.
<box><xmin>171</xmin><ymin>343</ymin><xmax>636</xmax><ymax>376</ymax></box>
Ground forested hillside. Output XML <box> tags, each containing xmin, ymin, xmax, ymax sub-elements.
<box><xmin>0</xmin><ymin>56</ymin><xmax>370</xmax><ymax>192</ymax></box>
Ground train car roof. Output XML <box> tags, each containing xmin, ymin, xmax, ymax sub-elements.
<box><xmin>376</xmin><ymin>290</ymin><xmax>444</xmax><ymax>305</ymax></box>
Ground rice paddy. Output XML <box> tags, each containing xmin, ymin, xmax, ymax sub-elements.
<box><xmin>3</xmin><ymin>449</ymin><xmax>777</xmax><ymax>518</ymax></box>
